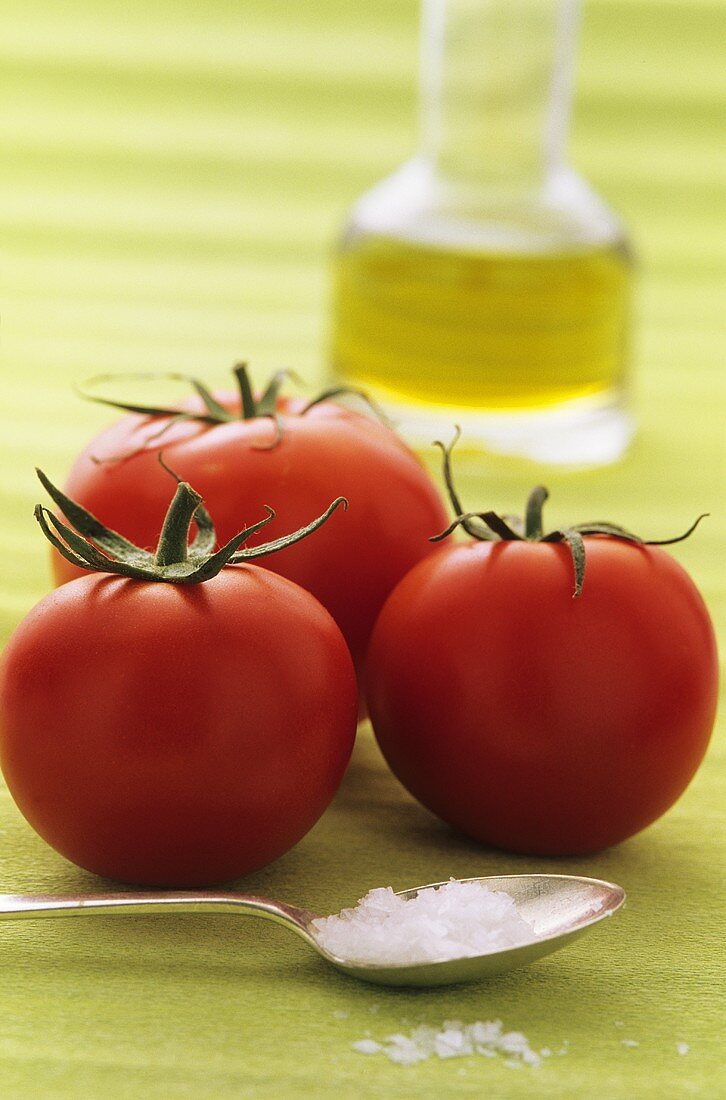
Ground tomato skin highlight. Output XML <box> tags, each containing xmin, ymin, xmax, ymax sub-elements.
<box><xmin>0</xmin><ymin>567</ymin><xmax>358</xmax><ymax>886</ymax></box>
<box><xmin>366</xmin><ymin>538</ymin><xmax>719</xmax><ymax>855</ymax></box>
<box><xmin>52</xmin><ymin>398</ymin><xmax>448</xmax><ymax>700</ymax></box>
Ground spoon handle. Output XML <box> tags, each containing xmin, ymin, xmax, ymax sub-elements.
<box><xmin>0</xmin><ymin>891</ymin><xmax>315</xmax><ymax>943</ymax></box>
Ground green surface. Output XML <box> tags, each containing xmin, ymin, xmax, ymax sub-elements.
<box><xmin>0</xmin><ymin>0</ymin><xmax>724</xmax><ymax>1096</ymax></box>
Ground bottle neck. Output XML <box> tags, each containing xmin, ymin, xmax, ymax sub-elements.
<box><xmin>420</xmin><ymin>0</ymin><xmax>580</xmax><ymax>190</ymax></box>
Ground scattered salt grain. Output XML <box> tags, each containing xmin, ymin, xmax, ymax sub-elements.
<box><xmin>352</xmin><ymin>1020</ymin><xmax>550</xmax><ymax>1069</ymax></box>
<box><xmin>676</xmin><ymin>1042</ymin><xmax>690</xmax><ymax>1056</ymax></box>
<box><xmin>312</xmin><ymin>879</ymin><xmax>537</xmax><ymax>965</ymax></box>
<box><xmin>621</xmin><ymin>1039</ymin><xmax>639</xmax><ymax>1049</ymax></box>
<box><xmin>332</xmin><ymin>1010</ymin><xmax>349</xmax><ymax>1020</ymax></box>
<box><xmin>352</xmin><ymin>1039</ymin><xmax>382</xmax><ymax>1056</ymax></box>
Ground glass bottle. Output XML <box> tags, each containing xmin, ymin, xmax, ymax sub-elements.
<box><xmin>329</xmin><ymin>0</ymin><xmax>634</xmax><ymax>465</ymax></box>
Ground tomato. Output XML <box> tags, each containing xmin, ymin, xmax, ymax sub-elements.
<box><xmin>366</xmin><ymin>449</ymin><xmax>718</xmax><ymax>855</ymax></box>
<box><xmin>0</xmin><ymin>474</ymin><xmax>358</xmax><ymax>887</ymax></box>
<box><xmin>53</xmin><ymin>371</ymin><xmax>448</xmax><ymax>703</ymax></box>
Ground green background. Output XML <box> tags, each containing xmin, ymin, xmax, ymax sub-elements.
<box><xmin>0</xmin><ymin>0</ymin><xmax>723</xmax><ymax>1095</ymax></box>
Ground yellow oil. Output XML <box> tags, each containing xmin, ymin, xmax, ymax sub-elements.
<box><xmin>331</xmin><ymin>235</ymin><xmax>632</xmax><ymax>412</ymax></box>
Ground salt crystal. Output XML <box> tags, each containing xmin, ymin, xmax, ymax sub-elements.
<box><xmin>352</xmin><ymin>1020</ymin><xmax>547</xmax><ymax>1068</ymax></box>
<box><xmin>312</xmin><ymin>879</ymin><xmax>537</xmax><ymax>966</ymax></box>
<box><xmin>676</xmin><ymin>1042</ymin><xmax>689</xmax><ymax>1056</ymax></box>
<box><xmin>521</xmin><ymin>1048</ymin><xmax>543</xmax><ymax>1068</ymax></box>
<box><xmin>384</xmin><ymin>1034</ymin><xmax>428</xmax><ymax>1066</ymax></box>
<box><xmin>434</xmin><ymin>1028</ymin><xmax>472</xmax><ymax>1058</ymax></box>
<box><xmin>621</xmin><ymin>1039</ymin><xmax>639</xmax><ymax>1049</ymax></box>
<box><xmin>470</xmin><ymin>1019</ymin><xmax>504</xmax><ymax>1051</ymax></box>
<box><xmin>352</xmin><ymin>1040</ymin><xmax>381</xmax><ymax>1055</ymax></box>
<box><xmin>499</xmin><ymin>1030</ymin><xmax>532</xmax><ymax>1054</ymax></box>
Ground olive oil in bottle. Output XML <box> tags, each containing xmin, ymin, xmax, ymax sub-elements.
<box><xmin>330</xmin><ymin>0</ymin><xmax>634</xmax><ymax>464</ymax></box>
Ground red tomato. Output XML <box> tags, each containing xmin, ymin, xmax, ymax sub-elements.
<box><xmin>0</xmin><ymin>566</ymin><xmax>357</xmax><ymax>886</ymax></box>
<box><xmin>54</xmin><ymin>395</ymin><xmax>447</xmax><ymax>703</ymax></box>
<box><xmin>366</xmin><ymin>537</ymin><xmax>718</xmax><ymax>855</ymax></box>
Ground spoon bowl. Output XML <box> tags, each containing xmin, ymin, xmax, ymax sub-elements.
<box><xmin>0</xmin><ymin>873</ymin><xmax>624</xmax><ymax>987</ymax></box>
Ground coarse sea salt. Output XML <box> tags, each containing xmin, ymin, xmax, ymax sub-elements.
<box><xmin>311</xmin><ymin>879</ymin><xmax>538</xmax><ymax>966</ymax></box>
<box><xmin>352</xmin><ymin>1019</ymin><xmax>549</xmax><ymax>1068</ymax></box>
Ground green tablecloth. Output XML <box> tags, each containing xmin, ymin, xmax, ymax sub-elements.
<box><xmin>0</xmin><ymin>1</ymin><xmax>723</xmax><ymax>1095</ymax></box>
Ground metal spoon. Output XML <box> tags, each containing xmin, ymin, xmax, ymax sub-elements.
<box><xmin>0</xmin><ymin>873</ymin><xmax>624</xmax><ymax>987</ymax></box>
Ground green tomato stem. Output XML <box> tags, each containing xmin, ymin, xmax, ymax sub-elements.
<box><xmin>36</xmin><ymin>461</ymin><xmax>348</xmax><ymax>586</ymax></box>
<box><xmin>430</xmin><ymin>428</ymin><xmax>709</xmax><ymax>599</ymax></box>
<box><xmin>153</xmin><ymin>482</ymin><xmax>201</xmax><ymax>567</ymax></box>
<box><xmin>76</xmin><ymin>363</ymin><xmax>387</xmax><ymax>459</ymax></box>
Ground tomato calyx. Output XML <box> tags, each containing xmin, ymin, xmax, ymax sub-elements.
<box><xmin>77</xmin><ymin>363</ymin><xmax>388</xmax><ymax>458</ymax></box>
<box><xmin>34</xmin><ymin>462</ymin><xmax>348</xmax><ymax>584</ymax></box>
<box><xmin>431</xmin><ymin>427</ymin><xmax>708</xmax><ymax>598</ymax></box>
